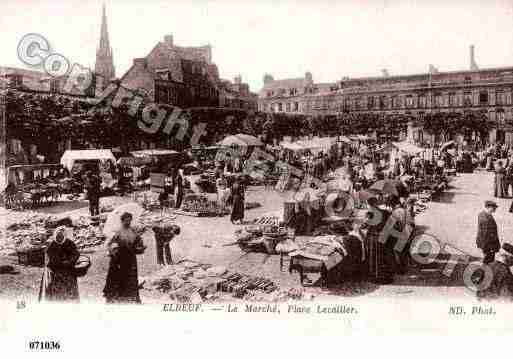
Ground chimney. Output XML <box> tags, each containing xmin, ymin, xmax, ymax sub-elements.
<box><xmin>164</xmin><ymin>34</ymin><xmax>174</xmax><ymax>47</ymax></box>
<box><xmin>470</xmin><ymin>45</ymin><xmax>478</xmax><ymax>71</ymax></box>
<box><xmin>305</xmin><ymin>71</ymin><xmax>313</xmax><ymax>83</ymax></box>
<box><xmin>429</xmin><ymin>64</ymin><xmax>439</xmax><ymax>74</ymax></box>
<box><xmin>381</xmin><ymin>69</ymin><xmax>389</xmax><ymax>77</ymax></box>
<box><xmin>263</xmin><ymin>73</ymin><xmax>274</xmax><ymax>84</ymax></box>
<box><xmin>133</xmin><ymin>58</ymin><xmax>147</xmax><ymax>68</ymax></box>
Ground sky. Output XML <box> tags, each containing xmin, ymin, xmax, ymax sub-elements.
<box><xmin>1</xmin><ymin>0</ymin><xmax>513</xmax><ymax>92</ymax></box>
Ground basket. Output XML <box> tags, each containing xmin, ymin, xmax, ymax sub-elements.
<box><xmin>73</xmin><ymin>255</ymin><xmax>91</xmax><ymax>277</ymax></box>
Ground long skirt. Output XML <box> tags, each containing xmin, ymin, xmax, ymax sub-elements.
<box><xmin>103</xmin><ymin>250</ymin><xmax>141</xmax><ymax>304</ymax></box>
<box><xmin>494</xmin><ymin>175</ymin><xmax>506</xmax><ymax>198</ymax></box>
<box><xmin>230</xmin><ymin>195</ymin><xmax>245</xmax><ymax>222</ymax></box>
<box><xmin>366</xmin><ymin>232</ymin><xmax>395</xmax><ymax>284</ymax></box>
<box><xmin>39</xmin><ymin>268</ymin><xmax>79</xmax><ymax>302</ymax></box>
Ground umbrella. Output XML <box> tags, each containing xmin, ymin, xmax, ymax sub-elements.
<box><xmin>369</xmin><ymin>179</ymin><xmax>409</xmax><ymax>198</ymax></box>
<box><xmin>103</xmin><ymin>203</ymin><xmax>145</xmax><ymax>240</ymax></box>
<box><xmin>441</xmin><ymin>141</ymin><xmax>456</xmax><ymax>151</ymax></box>
<box><xmin>218</xmin><ymin>134</ymin><xmax>263</xmax><ymax>147</ymax></box>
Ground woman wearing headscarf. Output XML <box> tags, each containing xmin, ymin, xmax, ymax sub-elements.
<box><xmin>103</xmin><ymin>212</ymin><xmax>145</xmax><ymax>304</ymax></box>
<box><xmin>39</xmin><ymin>226</ymin><xmax>80</xmax><ymax>302</ymax></box>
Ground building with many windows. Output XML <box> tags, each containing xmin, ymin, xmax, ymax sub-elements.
<box><xmin>258</xmin><ymin>46</ymin><xmax>513</xmax><ymax>143</ymax></box>
<box><xmin>257</xmin><ymin>71</ymin><xmax>336</xmax><ymax>113</ymax></box>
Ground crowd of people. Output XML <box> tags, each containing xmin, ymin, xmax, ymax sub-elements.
<box><xmin>31</xmin><ymin>139</ymin><xmax>513</xmax><ymax>304</ymax></box>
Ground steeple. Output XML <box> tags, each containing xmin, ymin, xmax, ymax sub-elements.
<box><xmin>95</xmin><ymin>3</ymin><xmax>115</xmax><ymax>96</ymax></box>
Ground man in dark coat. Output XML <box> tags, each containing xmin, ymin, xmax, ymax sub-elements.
<box><xmin>85</xmin><ymin>171</ymin><xmax>101</xmax><ymax>216</ymax></box>
<box><xmin>476</xmin><ymin>200</ymin><xmax>501</xmax><ymax>264</ymax></box>
<box><xmin>476</xmin><ymin>243</ymin><xmax>513</xmax><ymax>301</ymax></box>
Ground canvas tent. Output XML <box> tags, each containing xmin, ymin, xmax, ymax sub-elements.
<box><xmin>392</xmin><ymin>141</ymin><xmax>424</xmax><ymax>155</ymax></box>
<box><xmin>60</xmin><ymin>149</ymin><xmax>116</xmax><ymax>171</ymax></box>
<box><xmin>218</xmin><ymin>134</ymin><xmax>263</xmax><ymax>147</ymax></box>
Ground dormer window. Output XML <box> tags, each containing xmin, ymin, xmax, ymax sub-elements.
<box><xmin>8</xmin><ymin>74</ymin><xmax>23</xmax><ymax>88</ymax></box>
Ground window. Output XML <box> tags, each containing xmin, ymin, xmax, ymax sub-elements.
<box><xmin>267</xmin><ymin>91</ymin><xmax>272</xmax><ymax>97</ymax></box>
<box><xmin>496</xmin><ymin>90</ymin><xmax>505</xmax><ymax>105</ymax></box>
<box><xmin>294</xmin><ymin>102</ymin><xmax>299</xmax><ymax>111</ymax></box>
<box><xmin>9</xmin><ymin>74</ymin><xmax>22</xmax><ymax>88</ymax></box>
<box><xmin>355</xmin><ymin>97</ymin><xmax>361</xmax><ymax>110</ymax></box>
<box><xmin>367</xmin><ymin>96</ymin><xmax>374</xmax><ymax>109</ymax></box>
<box><xmin>406</xmin><ymin>95</ymin><xmax>414</xmax><ymax>108</ymax></box>
<box><xmin>379</xmin><ymin>96</ymin><xmax>386</xmax><ymax>109</ymax></box>
<box><xmin>434</xmin><ymin>93</ymin><xmax>442</xmax><ymax>108</ymax></box>
<box><xmin>479</xmin><ymin>91</ymin><xmax>489</xmax><ymax>105</ymax></box>
<box><xmin>497</xmin><ymin>109</ymin><xmax>505</xmax><ymax>124</ymax></box>
<box><xmin>50</xmin><ymin>79</ymin><xmax>59</xmax><ymax>93</ymax></box>
<box><xmin>391</xmin><ymin>96</ymin><xmax>402</xmax><ymax>109</ymax></box>
<box><xmin>344</xmin><ymin>98</ymin><xmax>350</xmax><ymax>111</ymax></box>
<box><xmin>278</xmin><ymin>103</ymin><xmax>283</xmax><ymax>112</ymax></box>
<box><xmin>448</xmin><ymin>92</ymin><xmax>456</xmax><ymax>107</ymax></box>
<box><xmin>463</xmin><ymin>92</ymin><xmax>473</xmax><ymax>106</ymax></box>
<box><xmin>418</xmin><ymin>94</ymin><xmax>427</xmax><ymax>108</ymax></box>
<box><xmin>285</xmin><ymin>102</ymin><xmax>291</xmax><ymax>112</ymax></box>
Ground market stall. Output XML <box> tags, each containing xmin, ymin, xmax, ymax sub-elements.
<box><xmin>3</xmin><ymin>164</ymin><xmax>65</xmax><ymax>209</ymax></box>
<box><xmin>60</xmin><ymin>149</ymin><xmax>116</xmax><ymax>172</ymax></box>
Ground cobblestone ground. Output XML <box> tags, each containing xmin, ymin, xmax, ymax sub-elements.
<box><xmin>1</xmin><ymin>169</ymin><xmax>509</xmax><ymax>303</ymax></box>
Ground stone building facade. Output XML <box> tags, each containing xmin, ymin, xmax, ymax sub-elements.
<box><xmin>121</xmin><ymin>34</ymin><xmax>257</xmax><ymax>111</ymax></box>
<box><xmin>0</xmin><ymin>66</ymin><xmax>96</xmax><ymax>97</ymax></box>
<box><xmin>257</xmin><ymin>71</ymin><xmax>336</xmax><ymax>113</ymax></box>
<box><xmin>258</xmin><ymin>46</ymin><xmax>513</xmax><ymax>144</ymax></box>
<box><xmin>120</xmin><ymin>34</ymin><xmax>220</xmax><ymax>108</ymax></box>
<box><xmin>219</xmin><ymin>75</ymin><xmax>258</xmax><ymax>110</ymax></box>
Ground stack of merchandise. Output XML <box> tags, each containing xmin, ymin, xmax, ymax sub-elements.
<box><xmin>141</xmin><ymin>260</ymin><xmax>277</xmax><ymax>302</ymax></box>
<box><xmin>234</xmin><ymin>214</ymin><xmax>288</xmax><ymax>253</ymax></box>
<box><xmin>138</xmin><ymin>211</ymin><xmax>176</xmax><ymax>229</ymax></box>
<box><xmin>134</xmin><ymin>191</ymin><xmax>172</xmax><ymax>211</ymax></box>
<box><xmin>179</xmin><ymin>194</ymin><xmax>219</xmax><ymax>217</ymax></box>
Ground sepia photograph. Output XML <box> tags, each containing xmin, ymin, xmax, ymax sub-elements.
<box><xmin>1</xmin><ymin>0</ymin><xmax>513</xmax><ymax>352</ymax></box>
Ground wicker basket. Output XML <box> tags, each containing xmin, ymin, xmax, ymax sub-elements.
<box><xmin>73</xmin><ymin>255</ymin><xmax>91</xmax><ymax>277</ymax></box>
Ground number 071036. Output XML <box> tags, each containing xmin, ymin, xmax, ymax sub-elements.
<box><xmin>28</xmin><ymin>341</ymin><xmax>61</xmax><ymax>350</ymax></box>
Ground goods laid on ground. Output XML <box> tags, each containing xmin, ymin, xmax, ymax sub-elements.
<box><xmin>176</xmin><ymin>194</ymin><xmax>261</xmax><ymax>217</ymax></box>
<box><xmin>133</xmin><ymin>191</ymin><xmax>174</xmax><ymax>211</ymax></box>
<box><xmin>141</xmin><ymin>260</ymin><xmax>277</xmax><ymax>302</ymax></box>
<box><xmin>0</xmin><ymin>211</ymin><xmax>107</xmax><ymax>260</ymax></box>
<box><xmin>179</xmin><ymin>194</ymin><xmax>219</xmax><ymax>216</ymax></box>
<box><xmin>138</xmin><ymin>212</ymin><xmax>176</xmax><ymax>229</ymax></box>
<box><xmin>252</xmin><ymin>214</ymin><xmax>282</xmax><ymax>227</ymax></box>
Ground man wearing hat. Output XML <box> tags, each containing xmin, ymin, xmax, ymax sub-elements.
<box><xmin>476</xmin><ymin>243</ymin><xmax>513</xmax><ymax>301</ymax></box>
<box><xmin>476</xmin><ymin>200</ymin><xmax>501</xmax><ymax>264</ymax></box>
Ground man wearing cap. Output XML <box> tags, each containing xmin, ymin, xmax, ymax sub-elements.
<box><xmin>476</xmin><ymin>243</ymin><xmax>513</xmax><ymax>301</ymax></box>
<box><xmin>476</xmin><ymin>200</ymin><xmax>501</xmax><ymax>264</ymax></box>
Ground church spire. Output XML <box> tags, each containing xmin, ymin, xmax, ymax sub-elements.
<box><xmin>100</xmin><ymin>3</ymin><xmax>110</xmax><ymax>52</ymax></box>
<box><xmin>95</xmin><ymin>3</ymin><xmax>115</xmax><ymax>95</ymax></box>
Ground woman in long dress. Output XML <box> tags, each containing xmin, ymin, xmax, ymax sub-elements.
<box><xmin>230</xmin><ymin>179</ymin><xmax>245</xmax><ymax>224</ymax></box>
<box><xmin>103</xmin><ymin>212</ymin><xmax>145</xmax><ymax>304</ymax></box>
<box><xmin>39</xmin><ymin>226</ymin><xmax>80</xmax><ymax>302</ymax></box>
<box><xmin>494</xmin><ymin>161</ymin><xmax>507</xmax><ymax>198</ymax></box>
<box><xmin>364</xmin><ymin>197</ymin><xmax>393</xmax><ymax>284</ymax></box>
